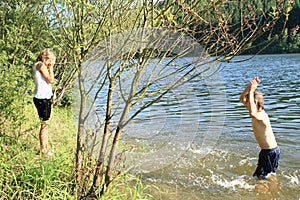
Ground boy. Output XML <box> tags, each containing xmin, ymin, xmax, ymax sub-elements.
<box><xmin>240</xmin><ymin>77</ymin><xmax>280</xmax><ymax>179</ymax></box>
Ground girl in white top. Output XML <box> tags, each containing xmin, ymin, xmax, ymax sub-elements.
<box><xmin>32</xmin><ymin>48</ymin><xmax>55</xmax><ymax>156</ymax></box>
<box><xmin>33</xmin><ymin>62</ymin><xmax>53</xmax><ymax>99</ymax></box>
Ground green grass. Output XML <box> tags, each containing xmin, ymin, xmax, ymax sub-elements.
<box><xmin>0</xmin><ymin>103</ymin><xmax>77</xmax><ymax>199</ymax></box>
<box><xmin>0</xmin><ymin>103</ymin><xmax>159</xmax><ymax>199</ymax></box>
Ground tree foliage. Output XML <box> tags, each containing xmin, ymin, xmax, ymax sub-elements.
<box><xmin>0</xmin><ymin>0</ymin><xmax>52</xmax><ymax>136</ymax></box>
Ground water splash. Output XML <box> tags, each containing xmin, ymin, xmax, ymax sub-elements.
<box><xmin>209</xmin><ymin>169</ymin><xmax>255</xmax><ymax>191</ymax></box>
<box><xmin>282</xmin><ymin>170</ymin><xmax>299</xmax><ymax>185</ymax></box>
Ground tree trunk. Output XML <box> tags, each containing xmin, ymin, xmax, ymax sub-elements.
<box><xmin>101</xmin><ymin>65</ymin><xmax>142</xmax><ymax>194</ymax></box>
<box><xmin>88</xmin><ymin>79</ymin><xmax>114</xmax><ymax>196</ymax></box>
<box><xmin>103</xmin><ymin>125</ymin><xmax>122</xmax><ymax>191</ymax></box>
<box><xmin>75</xmin><ymin>69</ymin><xmax>86</xmax><ymax>196</ymax></box>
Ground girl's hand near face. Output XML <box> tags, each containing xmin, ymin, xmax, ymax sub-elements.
<box><xmin>36</xmin><ymin>61</ymin><xmax>44</xmax><ymax>70</ymax></box>
<box><xmin>38</xmin><ymin>62</ymin><xmax>54</xmax><ymax>84</ymax></box>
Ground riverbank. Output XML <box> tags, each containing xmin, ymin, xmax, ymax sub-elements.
<box><xmin>0</xmin><ymin>104</ymin><xmax>156</xmax><ymax>199</ymax></box>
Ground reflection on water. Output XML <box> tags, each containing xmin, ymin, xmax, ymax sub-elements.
<box><xmin>122</xmin><ymin>54</ymin><xmax>300</xmax><ymax>199</ymax></box>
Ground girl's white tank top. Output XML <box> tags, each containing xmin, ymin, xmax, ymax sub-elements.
<box><xmin>33</xmin><ymin>63</ymin><xmax>52</xmax><ymax>99</ymax></box>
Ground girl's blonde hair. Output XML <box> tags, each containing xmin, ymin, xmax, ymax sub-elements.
<box><xmin>36</xmin><ymin>48</ymin><xmax>56</xmax><ymax>62</ymax></box>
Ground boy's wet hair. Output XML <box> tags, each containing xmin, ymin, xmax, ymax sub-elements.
<box><xmin>254</xmin><ymin>91</ymin><xmax>264</xmax><ymax>110</ymax></box>
<box><xmin>246</xmin><ymin>91</ymin><xmax>264</xmax><ymax>110</ymax></box>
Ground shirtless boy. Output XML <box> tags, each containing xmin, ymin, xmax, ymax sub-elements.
<box><xmin>240</xmin><ymin>77</ymin><xmax>280</xmax><ymax>179</ymax></box>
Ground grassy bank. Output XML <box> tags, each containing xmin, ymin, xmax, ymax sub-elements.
<box><xmin>0</xmin><ymin>103</ymin><xmax>157</xmax><ymax>199</ymax></box>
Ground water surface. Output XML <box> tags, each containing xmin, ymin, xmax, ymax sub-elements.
<box><xmin>122</xmin><ymin>54</ymin><xmax>300</xmax><ymax>200</ymax></box>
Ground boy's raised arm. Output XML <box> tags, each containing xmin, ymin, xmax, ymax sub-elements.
<box><xmin>240</xmin><ymin>83</ymin><xmax>251</xmax><ymax>105</ymax></box>
<box><xmin>240</xmin><ymin>77</ymin><xmax>261</xmax><ymax>106</ymax></box>
<box><xmin>249</xmin><ymin>79</ymin><xmax>263</xmax><ymax>120</ymax></box>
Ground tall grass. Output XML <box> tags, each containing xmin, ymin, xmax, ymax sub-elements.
<box><xmin>0</xmin><ymin>103</ymin><xmax>159</xmax><ymax>199</ymax></box>
<box><xmin>0</xmin><ymin>103</ymin><xmax>77</xmax><ymax>199</ymax></box>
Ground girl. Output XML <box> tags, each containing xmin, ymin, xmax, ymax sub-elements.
<box><xmin>33</xmin><ymin>48</ymin><xmax>55</xmax><ymax>156</ymax></box>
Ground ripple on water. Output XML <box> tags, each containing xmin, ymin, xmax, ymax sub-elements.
<box><xmin>124</xmin><ymin>54</ymin><xmax>300</xmax><ymax>199</ymax></box>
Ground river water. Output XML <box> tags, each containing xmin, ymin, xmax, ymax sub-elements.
<box><xmin>121</xmin><ymin>54</ymin><xmax>300</xmax><ymax>200</ymax></box>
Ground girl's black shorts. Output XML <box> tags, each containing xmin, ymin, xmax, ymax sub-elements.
<box><xmin>33</xmin><ymin>97</ymin><xmax>52</xmax><ymax>121</ymax></box>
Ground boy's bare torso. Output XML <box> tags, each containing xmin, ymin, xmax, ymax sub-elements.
<box><xmin>251</xmin><ymin>110</ymin><xmax>277</xmax><ymax>149</ymax></box>
<box><xmin>240</xmin><ymin>77</ymin><xmax>278</xmax><ymax>150</ymax></box>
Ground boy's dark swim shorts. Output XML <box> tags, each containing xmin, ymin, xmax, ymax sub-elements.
<box><xmin>33</xmin><ymin>97</ymin><xmax>52</xmax><ymax>121</ymax></box>
<box><xmin>253</xmin><ymin>146</ymin><xmax>280</xmax><ymax>179</ymax></box>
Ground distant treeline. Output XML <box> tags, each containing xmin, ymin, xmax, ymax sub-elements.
<box><xmin>235</xmin><ymin>1</ymin><xmax>300</xmax><ymax>54</ymax></box>
<box><xmin>181</xmin><ymin>0</ymin><xmax>300</xmax><ymax>55</ymax></box>
<box><xmin>245</xmin><ymin>1</ymin><xmax>300</xmax><ymax>54</ymax></box>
